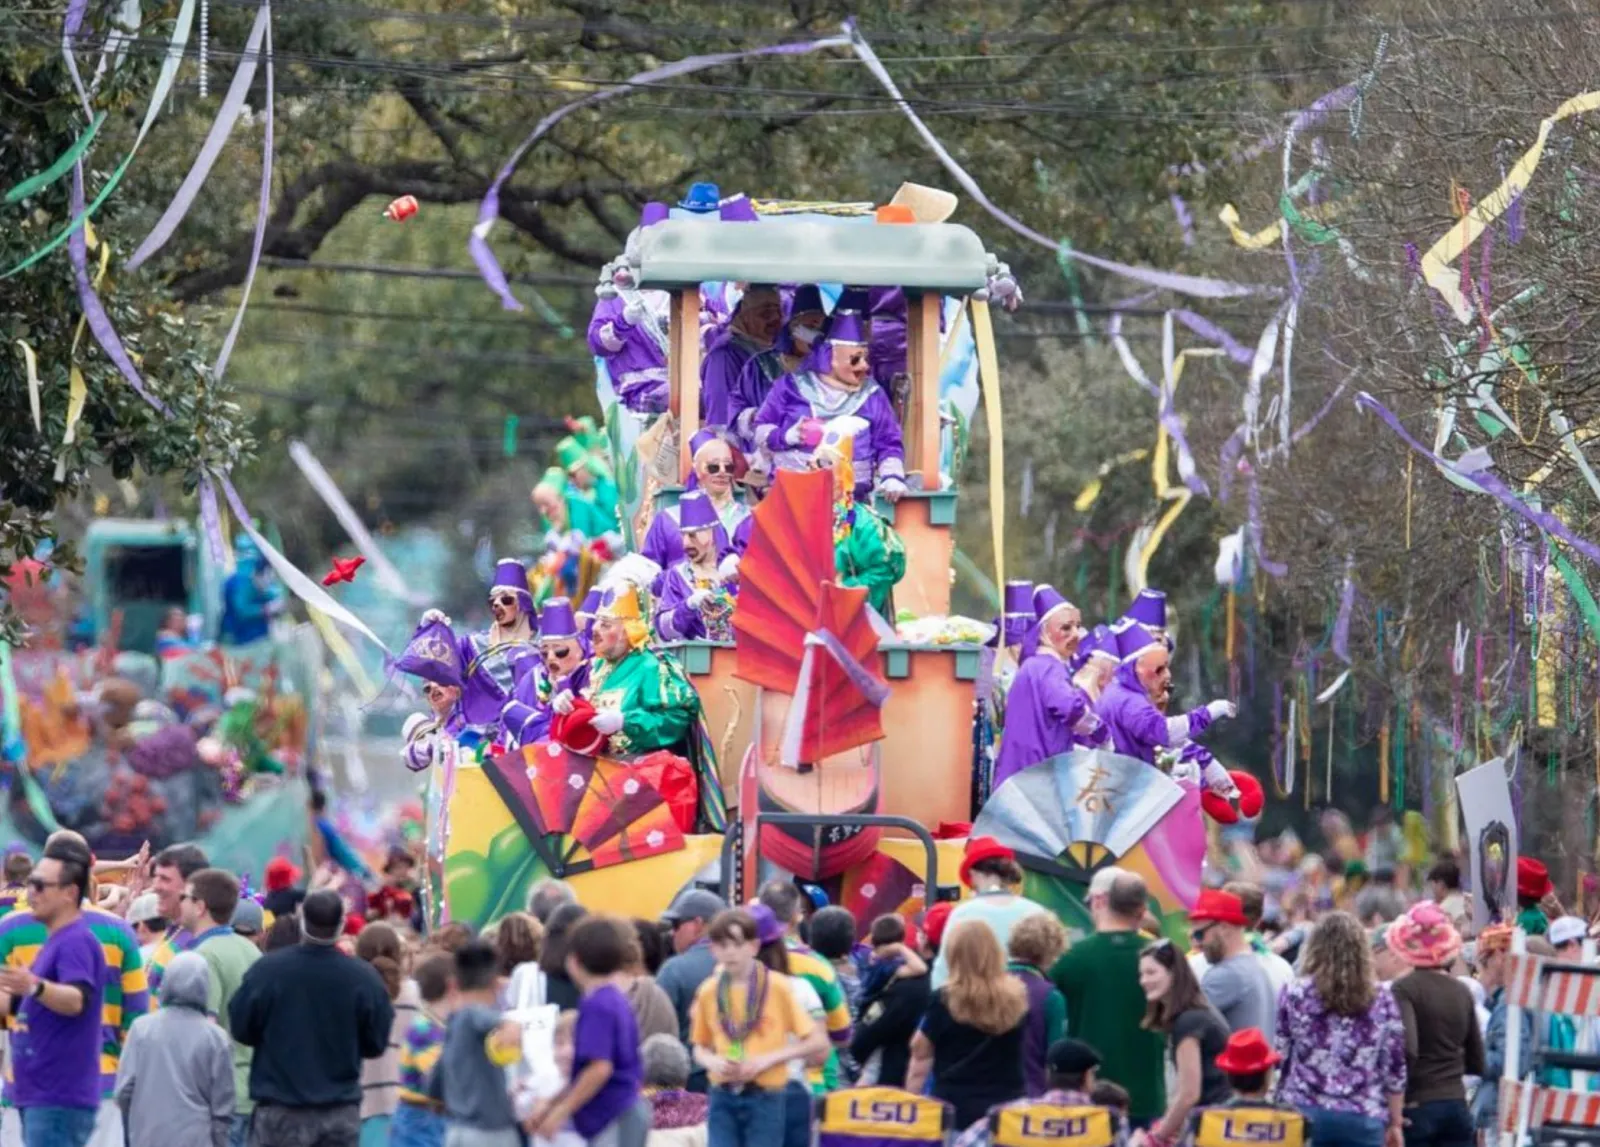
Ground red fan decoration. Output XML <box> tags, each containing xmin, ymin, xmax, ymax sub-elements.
<box><xmin>731</xmin><ymin>469</ymin><xmax>889</xmax><ymax>764</ymax></box>
<box><xmin>839</xmin><ymin>852</ymin><xmax>925</xmax><ymax>934</ymax></box>
<box><xmin>484</xmin><ymin>744</ymin><xmax>686</xmax><ymax>877</ymax></box>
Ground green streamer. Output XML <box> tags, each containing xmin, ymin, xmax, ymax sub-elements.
<box><xmin>1551</xmin><ymin>551</ymin><xmax>1600</xmax><ymax>643</ymax></box>
<box><xmin>0</xmin><ymin>147</ymin><xmax>137</xmax><ymax>280</ymax></box>
<box><xmin>502</xmin><ymin>414</ymin><xmax>519</xmax><ymax>458</ymax></box>
<box><xmin>1054</xmin><ymin>240</ymin><xmax>1094</xmax><ymax>342</ymax></box>
<box><xmin>4</xmin><ymin>113</ymin><xmax>107</xmax><ymax>205</ymax></box>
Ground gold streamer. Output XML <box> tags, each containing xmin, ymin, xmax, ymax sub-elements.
<box><xmin>14</xmin><ymin>341</ymin><xmax>41</xmax><ymax>433</ymax></box>
<box><xmin>971</xmin><ymin>298</ymin><xmax>1006</xmax><ymax>594</ymax></box>
<box><xmin>1074</xmin><ymin>448</ymin><xmax>1149</xmax><ymax>513</ymax></box>
<box><xmin>1404</xmin><ymin>453</ymin><xmax>1413</xmax><ymax>550</ymax></box>
<box><xmin>1132</xmin><ymin>346</ymin><xmax>1219</xmax><ymax>590</ymax></box>
<box><xmin>1379</xmin><ymin>720</ymin><xmax>1391</xmax><ymax>803</ymax></box>
<box><xmin>306</xmin><ymin>605</ymin><xmax>378</xmax><ymax>700</ymax></box>
<box><xmin>1421</xmin><ymin>89</ymin><xmax>1600</xmax><ymax>323</ymax></box>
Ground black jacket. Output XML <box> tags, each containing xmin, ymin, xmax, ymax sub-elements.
<box><xmin>229</xmin><ymin>943</ymin><xmax>394</xmax><ymax>1107</ymax></box>
<box><xmin>849</xmin><ymin>971</ymin><xmax>931</xmax><ymax>1088</ymax></box>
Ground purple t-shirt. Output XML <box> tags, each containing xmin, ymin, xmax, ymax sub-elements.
<box><xmin>571</xmin><ymin>983</ymin><xmax>641</xmax><ymax>1138</ymax></box>
<box><xmin>11</xmin><ymin>915</ymin><xmax>107</xmax><ymax>1110</ymax></box>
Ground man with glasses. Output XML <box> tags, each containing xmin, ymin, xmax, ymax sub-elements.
<box><xmin>1189</xmin><ymin>890</ymin><xmax>1276</xmax><ymax>1039</ymax></box>
<box><xmin>413</xmin><ymin>558</ymin><xmax>540</xmax><ymax>739</ymax></box>
<box><xmin>500</xmin><ymin>597</ymin><xmax>590</xmax><ymax>749</ymax></box>
<box><xmin>0</xmin><ymin>837</ymin><xmax>108</xmax><ymax>1147</ymax></box>
<box><xmin>640</xmin><ymin>430</ymin><xmax>753</xmax><ymax>570</ymax></box>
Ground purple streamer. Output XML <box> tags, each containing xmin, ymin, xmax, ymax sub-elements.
<box><xmin>212</xmin><ymin>9</ymin><xmax>271</xmax><ymax>382</ymax></box>
<box><xmin>1355</xmin><ymin>391</ymin><xmax>1600</xmax><ymax>566</ymax></box>
<box><xmin>1478</xmin><ymin>223</ymin><xmax>1493</xmax><ymax>318</ymax></box>
<box><xmin>198</xmin><ymin>474</ymin><xmax>226</xmax><ymax>565</ymax></box>
<box><xmin>69</xmin><ymin>166</ymin><xmax>171</xmax><ymax>418</ymax></box>
<box><xmin>62</xmin><ymin>0</ymin><xmax>92</xmax><ymax>116</ymax></box>
<box><xmin>1506</xmin><ymin>191</ymin><xmax>1525</xmax><ymax>244</ymax></box>
<box><xmin>1172</xmin><ymin>310</ymin><xmax>1253</xmax><ymax>365</ymax></box>
<box><xmin>128</xmin><ymin>0</ymin><xmax>270</xmax><ymax>272</ymax></box>
<box><xmin>1218</xmin><ymin>426</ymin><xmax>1245</xmax><ymax>505</ymax></box>
<box><xmin>472</xmin><ymin>34</ymin><xmax>852</xmax><ymax>310</ymax></box>
<box><xmin>1169</xmin><ymin>193</ymin><xmax>1196</xmax><ymax>247</ymax></box>
<box><xmin>847</xmin><ymin>22</ymin><xmax>1275</xmax><ymax>302</ymax></box>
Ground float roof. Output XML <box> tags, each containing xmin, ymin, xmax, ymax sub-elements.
<box><xmin>633</xmin><ymin>219</ymin><xmax>993</xmax><ymax>291</ymax></box>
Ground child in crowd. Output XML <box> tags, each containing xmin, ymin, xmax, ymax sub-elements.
<box><xmin>690</xmin><ymin>909</ymin><xmax>828</xmax><ymax>1147</ymax></box>
<box><xmin>1007</xmin><ymin>913</ymin><xmax>1069</xmax><ymax>1097</ymax></box>
<box><xmin>1190</xmin><ymin>1029</ymin><xmax>1305</xmax><ymax>1147</ymax></box>
<box><xmin>1090</xmin><ymin>1080</ymin><xmax>1131</xmax><ymax>1118</ymax></box>
<box><xmin>849</xmin><ymin>915</ymin><xmax>930</xmax><ymax>1089</ymax></box>
<box><xmin>430</xmin><ymin>940</ymin><xmax>525</xmax><ymax>1147</ymax></box>
<box><xmin>0</xmin><ymin>849</ymin><xmax>31</xmax><ymax>917</ymax></box>
<box><xmin>529</xmin><ymin>916</ymin><xmax>647</xmax><ymax>1147</ymax></box>
<box><xmin>393</xmin><ymin>952</ymin><xmax>455</xmax><ymax>1147</ymax></box>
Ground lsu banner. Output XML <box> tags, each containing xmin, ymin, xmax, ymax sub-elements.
<box><xmin>1193</xmin><ymin>1107</ymin><xmax>1306</xmax><ymax>1147</ymax></box>
<box><xmin>991</xmin><ymin>1104</ymin><xmax>1117</xmax><ymax>1147</ymax></box>
<box><xmin>815</xmin><ymin>1088</ymin><xmax>950</xmax><ymax>1146</ymax></box>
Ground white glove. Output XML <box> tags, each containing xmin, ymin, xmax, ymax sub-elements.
<box><xmin>590</xmin><ymin>709</ymin><xmax>624</xmax><ymax>735</ymax></box>
<box><xmin>877</xmin><ymin>477</ymin><xmax>907</xmax><ymax>503</ymax></box>
<box><xmin>717</xmin><ymin>553</ymin><xmax>741</xmax><ymax>580</ymax></box>
<box><xmin>784</xmin><ymin>423</ymin><xmax>805</xmax><ymax>447</ymax></box>
<box><xmin>687</xmin><ymin>588</ymin><xmax>712</xmax><ymax>609</ymax></box>
<box><xmin>551</xmin><ymin>690</ymin><xmax>576</xmax><ymax>716</ymax></box>
<box><xmin>1206</xmin><ymin>699</ymin><xmax>1237</xmax><ymax>721</ymax></box>
<box><xmin>421</xmin><ymin>609</ymin><xmax>451</xmax><ymax>627</ymax></box>
<box><xmin>622</xmin><ymin>297</ymin><xmax>647</xmax><ymax>326</ymax></box>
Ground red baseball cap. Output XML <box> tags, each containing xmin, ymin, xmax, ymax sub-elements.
<box><xmin>1190</xmin><ymin>889</ymin><xmax>1247</xmax><ymax>927</ymax></box>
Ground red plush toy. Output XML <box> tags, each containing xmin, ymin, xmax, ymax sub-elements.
<box><xmin>1200</xmin><ymin>770</ymin><xmax>1265</xmax><ymax>825</ymax></box>
<box><xmin>551</xmin><ymin>699</ymin><xmax>609</xmax><ymax>758</ymax></box>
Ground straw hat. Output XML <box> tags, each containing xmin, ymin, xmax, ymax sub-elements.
<box><xmin>888</xmin><ymin>182</ymin><xmax>958</xmax><ymax>224</ymax></box>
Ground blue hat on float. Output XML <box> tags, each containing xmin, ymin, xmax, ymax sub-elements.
<box><xmin>719</xmin><ymin>194</ymin><xmax>759</xmax><ymax>222</ymax></box>
<box><xmin>538</xmin><ymin>598</ymin><xmax>580</xmax><ymax>642</ymax></box>
<box><xmin>1032</xmin><ymin>584</ymin><xmax>1074</xmax><ymax>626</ymax></box>
<box><xmin>639</xmin><ymin>201</ymin><xmax>670</xmax><ymax>229</ymax></box>
<box><xmin>1125</xmin><ymin>588</ymin><xmax>1167</xmax><ymax>631</ymax></box>
<box><xmin>1113</xmin><ymin>620</ymin><xmax>1162</xmax><ymax>663</ymax></box>
<box><xmin>678</xmin><ymin>182</ymin><xmax>721</xmax><ymax>213</ymax></box>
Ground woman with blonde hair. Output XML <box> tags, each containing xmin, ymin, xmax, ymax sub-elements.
<box><xmin>907</xmin><ymin>920</ymin><xmax>1028</xmax><ymax>1129</ymax></box>
<box><xmin>1275</xmin><ymin>911</ymin><xmax>1407</xmax><ymax>1147</ymax></box>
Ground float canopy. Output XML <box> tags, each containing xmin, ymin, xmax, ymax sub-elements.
<box><xmin>632</xmin><ymin>219</ymin><xmax>994</xmax><ymax>291</ymax></box>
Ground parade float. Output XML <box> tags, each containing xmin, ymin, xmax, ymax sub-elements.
<box><xmin>427</xmin><ymin>189</ymin><xmax>1213</xmax><ymax>936</ymax></box>
<box><xmin>1</xmin><ymin>518</ymin><xmax>317</xmax><ymax>875</ymax></box>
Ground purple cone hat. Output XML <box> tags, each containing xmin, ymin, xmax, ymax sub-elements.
<box><xmin>1032</xmin><ymin>584</ymin><xmax>1074</xmax><ymax>625</ymax></box>
<box><xmin>538</xmin><ymin>598</ymin><xmax>579</xmax><ymax>642</ymax></box>
<box><xmin>677</xmin><ymin>491</ymin><xmax>720</xmax><ymax>532</ymax></box>
<box><xmin>577</xmin><ymin>588</ymin><xmax>602</xmax><ymax>618</ymax></box>
<box><xmin>790</xmin><ymin>284</ymin><xmax>825</xmax><ymax>317</ymax></box>
<box><xmin>489</xmin><ymin>559</ymin><xmax>534</xmax><ymax>615</ymax></box>
<box><xmin>689</xmin><ymin>428</ymin><xmax>725</xmax><ymax>459</ymax></box>
<box><xmin>1125</xmin><ymin>588</ymin><xmax>1168</xmax><ymax>631</ymax></box>
<box><xmin>1113</xmin><ymin>620</ymin><xmax>1161</xmax><ymax>662</ymax></box>
<box><xmin>640</xmin><ymin>201</ymin><xmax>670</xmax><ymax>229</ymax></box>
<box><xmin>719</xmin><ymin>194</ymin><xmax>759</xmax><ymax>222</ymax></box>
<box><xmin>1002</xmin><ymin>580</ymin><xmax>1034</xmax><ymax>648</ymax></box>
<box><xmin>825</xmin><ymin>309</ymin><xmax>868</xmax><ymax>346</ymax></box>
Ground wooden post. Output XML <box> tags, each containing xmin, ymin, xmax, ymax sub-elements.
<box><xmin>902</xmin><ymin>292</ymin><xmax>942</xmax><ymax>487</ymax></box>
<box><xmin>670</xmin><ymin>287</ymin><xmax>702</xmax><ymax>482</ymax></box>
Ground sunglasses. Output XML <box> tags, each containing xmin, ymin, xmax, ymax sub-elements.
<box><xmin>26</xmin><ymin>878</ymin><xmax>63</xmax><ymax>893</ymax></box>
<box><xmin>490</xmin><ymin>594</ymin><xmax>519</xmax><ymax>608</ymax></box>
<box><xmin>847</xmin><ymin>353</ymin><xmax>867</xmax><ymax>368</ymax></box>
<box><xmin>1141</xmin><ymin>937</ymin><xmax>1176</xmax><ymax>958</ymax></box>
<box><xmin>544</xmin><ymin>645</ymin><xmax>576</xmax><ymax>662</ymax></box>
<box><xmin>702</xmin><ymin>462</ymin><xmax>733</xmax><ymax>475</ymax></box>
<box><xmin>423</xmin><ymin>685</ymin><xmax>446</xmax><ymax>698</ymax></box>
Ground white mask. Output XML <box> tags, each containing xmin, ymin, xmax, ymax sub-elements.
<box><xmin>791</xmin><ymin>324</ymin><xmax>823</xmax><ymax>348</ymax></box>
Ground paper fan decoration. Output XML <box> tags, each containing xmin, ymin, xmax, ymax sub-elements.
<box><xmin>972</xmin><ymin>750</ymin><xmax>1185</xmax><ymax>862</ymax></box>
<box><xmin>733</xmin><ymin>469</ymin><xmax>889</xmax><ymax>764</ymax></box>
<box><xmin>484</xmin><ymin>744</ymin><xmax>685</xmax><ymax>876</ymax></box>
<box><xmin>838</xmin><ymin>851</ymin><xmax>924</xmax><ymax>933</ymax></box>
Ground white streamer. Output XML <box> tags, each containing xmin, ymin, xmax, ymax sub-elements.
<box><xmin>288</xmin><ymin>439</ymin><xmax>425</xmax><ymax>605</ymax></box>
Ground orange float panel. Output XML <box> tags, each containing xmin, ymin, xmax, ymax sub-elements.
<box><xmin>879</xmin><ymin>493</ymin><xmax>954</xmax><ymax>618</ymax></box>
<box><xmin>877</xmin><ymin>646</ymin><xmax>979</xmax><ymax>833</ymax></box>
<box><xmin>662</xmin><ymin>641</ymin><xmax>756</xmax><ymax>809</ymax></box>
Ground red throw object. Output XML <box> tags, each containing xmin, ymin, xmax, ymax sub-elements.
<box><xmin>320</xmin><ymin>555</ymin><xmax>365</xmax><ymax>586</ymax></box>
<box><xmin>627</xmin><ymin>750</ymin><xmax>699</xmax><ymax>836</ymax></box>
<box><xmin>551</xmin><ymin>699</ymin><xmax>609</xmax><ymax>758</ymax></box>
<box><xmin>383</xmin><ymin>195</ymin><xmax>418</xmax><ymax>222</ymax></box>
<box><xmin>1201</xmin><ymin>770</ymin><xmax>1264</xmax><ymax>825</ymax></box>
<box><xmin>589</xmin><ymin>537</ymin><xmax>614</xmax><ymax>564</ymax></box>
